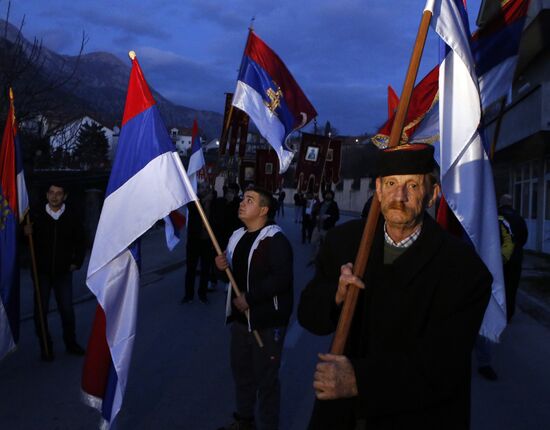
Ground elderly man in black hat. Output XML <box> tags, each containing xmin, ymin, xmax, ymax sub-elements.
<box><xmin>298</xmin><ymin>144</ymin><xmax>492</xmax><ymax>429</ymax></box>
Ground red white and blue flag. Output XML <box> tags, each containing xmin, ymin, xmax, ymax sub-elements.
<box><xmin>232</xmin><ymin>31</ymin><xmax>317</xmax><ymax>173</ymax></box>
<box><xmin>472</xmin><ymin>0</ymin><xmax>529</xmax><ymax>110</ymax></box>
<box><xmin>0</xmin><ymin>89</ymin><xmax>28</xmax><ymax>361</ymax></box>
<box><xmin>187</xmin><ymin>118</ymin><xmax>205</xmax><ymax>192</ymax></box>
<box><xmin>163</xmin><ymin>119</ymin><xmax>203</xmax><ymax>250</ymax></box>
<box><xmin>163</xmin><ymin>209</ymin><xmax>186</xmax><ymax>251</ymax></box>
<box><xmin>426</xmin><ymin>0</ymin><xmax>506</xmax><ymax>341</ymax></box>
<box><xmin>81</xmin><ymin>53</ymin><xmax>197</xmax><ymax>428</ymax></box>
<box><xmin>385</xmin><ymin>0</ymin><xmax>529</xmax><ymax>153</ymax></box>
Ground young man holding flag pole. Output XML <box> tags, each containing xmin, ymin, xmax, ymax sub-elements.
<box><xmin>81</xmin><ymin>50</ymin><xmax>263</xmax><ymax>429</ymax></box>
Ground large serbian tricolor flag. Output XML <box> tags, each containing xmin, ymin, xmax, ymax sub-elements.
<box><xmin>0</xmin><ymin>89</ymin><xmax>29</xmax><ymax>361</ymax></box>
<box><xmin>81</xmin><ymin>52</ymin><xmax>197</xmax><ymax>428</ymax></box>
<box><xmin>232</xmin><ymin>31</ymin><xmax>317</xmax><ymax>173</ymax></box>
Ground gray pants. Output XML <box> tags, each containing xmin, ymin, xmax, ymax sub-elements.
<box><xmin>230</xmin><ymin>322</ymin><xmax>286</xmax><ymax>430</ymax></box>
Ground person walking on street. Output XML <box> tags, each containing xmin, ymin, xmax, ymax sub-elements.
<box><xmin>25</xmin><ymin>184</ymin><xmax>86</xmax><ymax>362</ymax></box>
<box><xmin>182</xmin><ymin>182</ymin><xmax>216</xmax><ymax>304</ymax></box>
<box><xmin>302</xmin><ymin>192</ymin><xmax>318</xmax><ymax>244</ymax></box>
<box><xmin>276</xmin><ymin>188</ymin><xmax>286</xmax><ymax>218</ymax></box>
<box><xmin>498</xmin><ymin>194</ymin><xmax>528</xmax><ymax>322</ymax></box>
<box><xmin>310</xmin><ymin>190</ymin><xmax>339</xmax><ymax>264</ymax></box>
<box><xmin>215</xmin><ymin>186</ymin><xmax>293</xmax><ymax>430</ymax></box>
<box><xmin>293</xmin><ymin>191</ymin><xmax>303</xmax><ymax>224</ymax></box>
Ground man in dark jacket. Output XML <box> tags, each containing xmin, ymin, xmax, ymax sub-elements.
<box><xmin>298</xmin><ymin>144</ymin><xmax>492</xmax><ymax>429</ymax></box>
<box><xmin>215</xmin><ymin>186</ymin><xmax>293</xmax><ymax>430</ymax></box>
<box><xmin>498</xmin><ymin>194</ymin><xmax>528</xmax><ymax>322</ymax></box>
<box><xmin>182</xmin><ymin>182</ymin><xmax>216</xmax><ymax>304</ymax></box>
<box><xmin>26</xmin><ymin>184</ymin><xmax>86</xmax><ymax>361</ymax></box>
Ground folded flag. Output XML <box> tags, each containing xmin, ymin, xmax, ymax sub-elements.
<box><xmin>372</xmin><ymin>66</ymin><xmax>439</xmax><ymax>149</ymax></box>
<box><xmin>164</xmin><ymin>209</ymin><xmax>186</xmax><ymax>251</ymax></box>
<box><xmin>426</xmin><ymin>0</ymin><xmax>506</xmax><ymax>341</ymax></box>
<box><xmin>232</xmin><ymin>31</ymin><xmax>317</xmax><ymax>173</ymax></box>
<box><xmin>0</xmin><ymin>89</ymin><xmax>28</xmax><ymax>361</ymax></box>
<box><xmin>81</xmin><ymin>52</ymin><xmax>197</xmax><ymax>428</ymax></box>
<box><xmin>472</xmin><ymin>0</ymin><xmax>529</xmax><ymax>110</ymax></box>
<box><xmin>187</xmin><ymin>118</ymin><xmax>205</xmax><ymax>192</ymax></box>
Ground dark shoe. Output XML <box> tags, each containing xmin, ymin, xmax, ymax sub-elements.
<box><xmin>478</xmin><ymin>365</ymin><xmax>498</xmax><ymax>381</ymax></box>
<box><xmin>66</xmin><ymin>343</ymin><xmax>86</xmax><ymax>356</ymax></box>
<box><xmin>180</xmin><ymin>296</ymin><xmax>193</xmax><ymax>304</ymax></box>
<box><xmin>198</xmin><ymin>296</ymin><xmax>209</xmax><ymax>304</ymax></box>
<box><xmin>217</xmin><ymin>413</ymin><xmax>255</xmax><ymax>430</ymax></box>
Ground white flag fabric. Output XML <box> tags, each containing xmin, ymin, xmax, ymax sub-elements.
<box><xmin>425</xmin><ymin>0</ymin><xmax>506</xmax><ymax>341</ymax></box>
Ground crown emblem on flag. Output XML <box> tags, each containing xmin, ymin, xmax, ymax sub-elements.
<box><xmin>264</xmin><ymin>83</ymin><xmax>283</xmax><ymax>114</ymax></box>
<box><xmin>0</xmin><ymin>195</ymin><xmax>9</xmax><ymax>230</ymax></box>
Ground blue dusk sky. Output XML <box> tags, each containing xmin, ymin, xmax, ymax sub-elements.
<box><xmin>6</xmin><ymin>0</ymin><xmax>482</xmax><ymax>135</ymax></box>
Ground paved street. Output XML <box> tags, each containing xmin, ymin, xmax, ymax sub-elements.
<box><xmin>1</xmin><ymin>209</ymin><xmax>549</xmax><ymax>429</ymax></box>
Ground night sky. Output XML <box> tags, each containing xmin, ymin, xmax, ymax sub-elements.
<box><xmin>6</xmin><ymin>0</ymin><xmax>482</xmax><ymax>135</ymax></box>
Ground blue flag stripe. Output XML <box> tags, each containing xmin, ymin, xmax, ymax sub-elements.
<box><xmin>106</xmin><ymin>105</ymin><xmax>175</xmax><ymax>198</ymax></box>
<box><xmin>472</xmin><ymin>18</ymin><xmax>525</xmax><ymax>77</ymax></box>
<box><xmin>239</xmin><ymin>56</ymin><xmax>296</xmax><ymax>141</ymax></box>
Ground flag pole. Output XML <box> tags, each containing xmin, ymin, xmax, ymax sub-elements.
<box><xmin>9</xmin><ymin>87</ymin><xmax>50</xmax><ymax>357</ymax></box>
<box><xmin>25</xmin><ymin>214</ymin><xmax>50</xmax><ymax>357</ymax></box>
<box><xmin>330</xmin><ymin>9</ymin><xmax>433</xmax><ymax>354</ymax></box>
<box><xmin>489</xmin><ymin>97</ymin><xmax>507</xmax><ymax>160</ymax></box>
<box><xmin>192</xmin><ymin>199</ymin><xmax>264</xmax><ymax>348</ymax></box>
<box><xmin>220</xmin><ymin>26</ymin><xmax>254</xmax><ymax>152</ymax></box>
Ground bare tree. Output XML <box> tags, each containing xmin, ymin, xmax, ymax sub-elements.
<box><xmin>0</xmin><ymin>1</ymin><xmax>88</xmax><ymax>167</ymax></box>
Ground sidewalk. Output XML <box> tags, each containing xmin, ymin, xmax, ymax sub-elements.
<box><xmin>517</xmin><ymin>251</ymin><xmax>550</xmax><ymax>328</ymax></box>
<box><xmin>19</xmin><ymin>225</ymin><xmax>187</xmax><ymax>321</ymax></box>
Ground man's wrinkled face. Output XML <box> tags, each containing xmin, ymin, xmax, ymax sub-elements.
<box><xmin>46</xmin><ymin>185</ymin><xmax>66</xmax><ymax>210</ymax></box>
<box><xmin>376</xmin><ymin>174</ymin><xmax>438</xmax><ymax>230</ymax></box>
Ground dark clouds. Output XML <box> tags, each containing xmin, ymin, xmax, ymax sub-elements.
<box><xmin>7</xmin><ymin>0</ymin><xmax>482</xmax><ymax>135</ymax></box>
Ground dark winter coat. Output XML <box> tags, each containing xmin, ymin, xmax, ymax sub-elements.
<box><xmin>314</xmin><ymin>200</ymin><xmax>340</xmax><ymax>231</ymax></box>
<box><xmin>298</xmin><ymin>214</ymin><xmax>492</xmax><ymax>429</ymax></box>
<box><xmin>225</xmin><ymin>223</ymin><xmax>293</xmax><ymax>330</ymax></box>
<box><xmin>498</xmin><ymin>204</ymin><xmax>528</xmax><ymax>263</ymax></box>
<box><xmin>33</xmin><ymin>207</ymin><xmax>86</xmax><ymax>276</ymax></box>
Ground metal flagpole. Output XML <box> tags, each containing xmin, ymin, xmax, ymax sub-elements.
<box><xmin>330</xmin><ymin>9</ymin><xmax>434</xmax><ymax>354</ymax></box>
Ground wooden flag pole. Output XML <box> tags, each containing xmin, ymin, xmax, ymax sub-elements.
<box><xmin>192</xmin><ymin>199</ymin><xmax>264</xmax><ymax>348</ymax></box>
<box><xmin>220</xmin><ymin>26</ymin><xmax>254</xmax><ymax>152</ymax></box>
<box><xmin>330</xmin><ymin>9</ymin><xmax>433</xmax><ymax>354</ymax></box>
<box><xmin>489</xmin><ymin>97</ymin><xmax>507</xmax><ymax>160</ymax></box>
<box><xmin>25</xmin><ymin>213</ymin><xmax>51</xmax><ymax>357</ymax></box>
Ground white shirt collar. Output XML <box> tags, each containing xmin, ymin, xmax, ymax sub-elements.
<box><xmin>46</xmin><ymin>203</ymin><xmax>65</xmax><ymax>220</ymax></box>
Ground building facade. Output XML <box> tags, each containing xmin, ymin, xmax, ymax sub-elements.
<box><xmin>483</xmin><ymin>0</ymin><xmax>550</xmax><ymax>253</ymax></box>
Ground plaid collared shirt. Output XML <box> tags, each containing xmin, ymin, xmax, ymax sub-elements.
<box><xmin>384</xmin><ymin>223</ymin><xmax>422</xmax><ymax>248</ymax></box>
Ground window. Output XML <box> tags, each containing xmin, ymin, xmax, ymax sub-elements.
<box><xmin>522</xmin><ymin>182</ymin><xmax>529</xmax><ymax>218</ymax></box>
<box><xmin>532</xmin><ymin>184</ymin><xmax>538</xmax><ymax>219</ymax></box>
<box><xmin>512</xmin><ymin>161</ymin><xmax>539</xmax><ymax>220</ymax></box>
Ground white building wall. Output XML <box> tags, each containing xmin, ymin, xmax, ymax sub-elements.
<box><xmin>49</xmin><ymin>116</ymin><xmax>114</xmax><ymax>156</ymax></box>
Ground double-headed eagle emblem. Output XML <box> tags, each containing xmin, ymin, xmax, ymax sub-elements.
<box><xmin>0</xmin><ymin>194</ymin><xmax>10</xmax><ymax>230</ymax></box>
<box><xmin>264</xmin><ymin>82</ymin><xmax>283</xmax><ymax>114</ymax></box>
